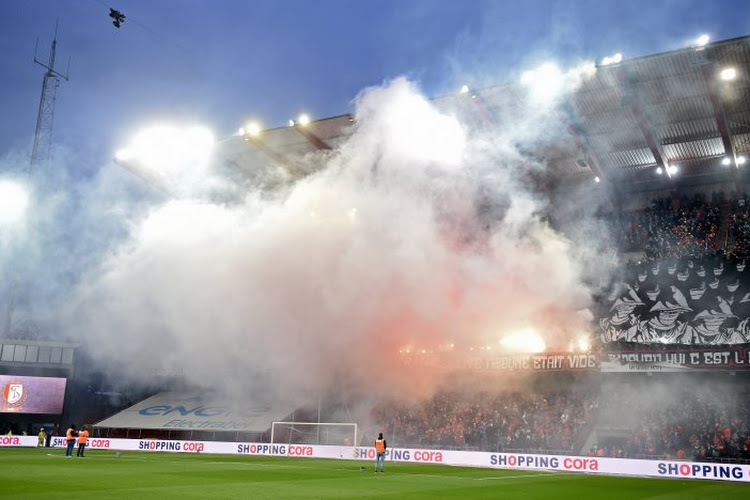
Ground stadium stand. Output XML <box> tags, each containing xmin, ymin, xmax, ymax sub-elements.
<box><xmin>8</xmin><ymin>35</ymin><xmax>750</xmax><ymax>470</ymax></box>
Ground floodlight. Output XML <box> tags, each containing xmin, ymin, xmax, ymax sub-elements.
<box><xmin>297</xmin><ymin>113</ymin><xmax>311</xmax><ymax>126</ymax></box>
<box><xmin>245</xmin><ymin>122</ymin><xmax>262</xmax><ymax>137</ymax></box>
<box><xmin>656</xmin><ymin>167</ymin><xmax>663</xmax><ymax>175</ymax></box>
<box><xmin>594</xmin><ymin>176</ymin><xmax>601</xmax><ymax>183</ymax></box>
<box><xmin>288</xmin><ymin>119</ymin><xmax>295</xmax><ymax>127</ymax></box>
<box><xmin>237</xmin><ymin>127</ymin><xmax>245</xmax><ymax>136</ymax></box>
<box><xmin>720</xmin><ymin>67</ymin><xmax>737</xmax><ymax>81</ymax></box>
<box><xmin>600</xmin><ymin>53</ymin><xmax>622</xmax><ymax>66</ymax></box>
<box><xmin>459</xmin><ymin>84</ymin><xmax>469</xmax><ymax>94</ymax></box>
<box><xmin>695</xmin><ymin>34</ymin><xmax>710</xmax><ymax>47</ymax></box>
<box><xmin>668</xmin><ymin>165</ymin><xmax>678</xmax><ymax>175</ymax></box>
<box><xmin>520</xmin><ymin>62</ymin><xmax>563</xmax><ymax>101</ymax></box>
<box><xmin>739</xmin><ymin>156</ymin><xmax>747</xmax><ymax>165</ymax></box>
<box><xmin>0</xmin><ymin>180</ymin><xmax>29</xmax><ymax>224</ymax></box>
<box><xmin>722</xmin><ymin>157</ymin><xmax>731</xmax><ymax>166</ymax></box>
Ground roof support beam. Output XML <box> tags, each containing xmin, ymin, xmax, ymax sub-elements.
<box><xmin>463</xmin><ymin>91</ymin><xmax>497</xmax><ymax>125</ymax></box>
<box><xmin>617</xmin><ymin>67</ymin><xmax>671</xmax><ymax>178</ymax></box>
<box><xmin>244</xmin><ymin>135</ymin><xmax>307</xmax><ymax>178</ymax></box>
<box><xmin>560</xmin><ymin>102</ymin><xmax>605</xmax><ymax>179</ymax></box>
<box><xmin>701</xmin><ymin>63</ymin><xmax>738</xmax><ymax>168</ymax></box>
<box><xmin>293</xmin><ymin>125</ymin><xmax>332</xmax><ymax>150</ymax></box>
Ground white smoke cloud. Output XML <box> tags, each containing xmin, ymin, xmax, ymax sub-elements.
<box><xmin>0</xmin><ymin>75</ymin><xmax>609</xmax><ymax>410</ymax></box>
<box><xmin>56</xmin><ymin>77</ymin><xmax>605</xmax><ymax>404</ymax></box>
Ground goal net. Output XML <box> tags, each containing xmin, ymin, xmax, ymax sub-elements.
<box><xmin>270</xmin><ymin>422</ymin><xmax>358</xmax><ymax>446</ymax></box>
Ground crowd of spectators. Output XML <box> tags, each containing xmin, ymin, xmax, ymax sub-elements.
<box><xmin>369</xmin><ymin>376</ymin><xmax>750</xmax><ymax>464</ymax></box>
<box><xmin>372</xmin><ymin>388</ymin><xmax>597</xmax><ymax>454</ymax></box>
<box><xmin>611</xmin><ymin>193</ymin><xmax>723</xmax><ymax>261</ymax></box>
<box><xmin>594</xmin><ymin>382</ymin><xmax>750</xmax><ymax>462</ymax></box>
<box><xmin>608</xmin><ymin>190</ymin><xmax>750</xmax><ymax>262</ymax></box>
<box><xmin>728</xmin><ymin>193</ymin><xmax>750</xmax><ymax>258</ymax></box>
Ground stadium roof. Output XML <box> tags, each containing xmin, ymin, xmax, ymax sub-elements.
<box><xmin>213</xmin><ymin>34</ymin><xmax>750</xmax><ymax>194</ymax></box>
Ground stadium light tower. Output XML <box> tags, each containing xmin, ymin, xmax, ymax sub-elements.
<box><xmin>30</xmin><ymin>22</ymin><xmax>70</xmax><ymax>172</ymax></box>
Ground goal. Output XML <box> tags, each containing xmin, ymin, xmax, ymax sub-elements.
<box><xmin>270</xmin><ymin>422</ymin><xmax>358</xmax><ymax>446</ymax></box>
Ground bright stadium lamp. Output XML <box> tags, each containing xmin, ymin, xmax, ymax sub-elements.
<box><xmin>0</xmin><ymin>179</ymin><xmax>29</xmax><ymax>225</ymax></box>
<box><xmin>722</xmin><ymin>157</ymin><xmax>732</xmax><ymax>166</ymax></box>
<box><xmin>521</xmin><ymin>62</ymin><xmax>563</xmax><ymax>101</ymax></box>
<box><xmin>668</xmin><ymin>165</ymin><xmax>678</xmax><ymax>175</ymax></box>
<box><xmin>656</xmin><ymin>167</ymin><xmax>663</xmax><ymax>175</ymax></box>
<box><xmin>245</xmin><ymin>121</ymin><xmax>262</xmax><ymax>137</ymax></box>
<box><xmin>695</xmin><ymin>34</ymin><xmax>710</xmax><ymax>47</ymax></box>
<box><xmin>720</xmin><ymin>67</ymin><xmax>737</xmax><ymax>81</ymax></box>
<box><xmin>739</xmin><ymin>156</ymin><xmax>747</xmax><ymax>165</ymax></box>
<box><xmin>297</xmin><ymin>113</ymin><xmax>311</xmax><ymax>127</ymax></box>
<box><xmin>459</xmin><ymin>84</ymin><xmax>470</xmax><ymax>94</ymax></box>
<box><xmin>600</xmin><ymin>53</ymin><xmax>623</xmax><ymax>66</ymax></box>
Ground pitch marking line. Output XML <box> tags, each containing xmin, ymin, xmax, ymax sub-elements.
<box><xmin>44</xmin><ymin>453</ymin><xmax>574</xmax><ymax>482</ymax></box>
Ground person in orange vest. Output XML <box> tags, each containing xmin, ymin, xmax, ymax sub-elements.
<box><xmin>65</xmin><ymin>424</ymin><xmax>77</xmax><ymax>457</ymax></box>
<box><xmin>374</xmin><ymin>432</ymin><xmax>387</xmax><ymax>473</ymax></box>
<box><xmin>77</xmin><ymin>426</ymin><xmax>89</xmax><ymax>457</ymax></box>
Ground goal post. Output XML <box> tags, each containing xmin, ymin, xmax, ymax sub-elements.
<box><xmin>270</xmin><ymin>422</ymin><xmax>358</xmax><ymax>447</ymax></box>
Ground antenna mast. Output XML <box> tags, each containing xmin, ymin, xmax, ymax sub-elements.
<box><xmin>30</xmin><ymin>20</ymin><xmax>69</xmax><ymax>172</ymax></box>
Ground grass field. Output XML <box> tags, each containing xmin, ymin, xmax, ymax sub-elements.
<box><xmin>1</xmin><ymin>448</ymin><xmax>747</xmax><ymax>499</ymax></box>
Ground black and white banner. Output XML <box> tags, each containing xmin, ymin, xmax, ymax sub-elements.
<box><xmin>599</xmin><ymin>257</ymin><xmax>750</xmax><ymax>345</ymax></box>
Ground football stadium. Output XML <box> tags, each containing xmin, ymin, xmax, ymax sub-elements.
<box><xmin>3</xmin><ymin>11</ymin><xmax>750</xmax><ymax>499</ymax></box>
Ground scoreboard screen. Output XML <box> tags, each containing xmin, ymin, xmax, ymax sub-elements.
<box><xmin>0</xmin><ymin>375</ymin><xmax>66</xmax><ymax>414</ymax></box>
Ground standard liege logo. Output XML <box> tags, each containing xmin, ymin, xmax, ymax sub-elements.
<box><xmin>1</xmin><ymin>382</ymin><xmax>27</xmax><ymax>411</ymax></box>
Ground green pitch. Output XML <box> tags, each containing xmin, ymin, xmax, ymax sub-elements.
<box><xmin>0</xmin><ymin>448</ymin><xmax>746</xmax><ymax>499</ymax></box>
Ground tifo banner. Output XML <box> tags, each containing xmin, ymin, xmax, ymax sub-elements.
<box><xmin>598</xmin><ymin>257</ymin><xmax>750</xmax><ymax>346</ymax></box>
<box><xmin>460</xmin><ymin>347</ymin><xmax>750</xmax><ymax>372</ymax></box>
<box><xmin>461</xmin><ymin>353</ymin><xmax>598</xmax><ymax>371</ymax></box>
<box><xmin>5</xmin><ymin>437</ymin><xmax>746</xmax><ymax>483</ymax></box>
<box><xmin>601</xmin><ymin>347</ymin><xmax>750</xmax><ymax>372</ymax></box>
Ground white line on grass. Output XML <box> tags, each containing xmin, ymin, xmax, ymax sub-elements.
<box><xmin>42</xmin><ymin>453</ymin><xmax>573</xmax><ymax>483</ymax></box>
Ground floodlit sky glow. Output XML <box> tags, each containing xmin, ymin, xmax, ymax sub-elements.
<box><xmin>0</xmin><ymin>179</ymin><xmax>29</xmax><ymax>225</ymax></box>
<box><xmin>117</xmin><ymin>124</ymin><xmax>215</xmax><ymax>174</ymax></box>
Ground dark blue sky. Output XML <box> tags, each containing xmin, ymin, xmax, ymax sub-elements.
<box><xmin>2</xmin><ymin>0</ymin><xmax>750</xmax><ymax>164</ymax></box>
